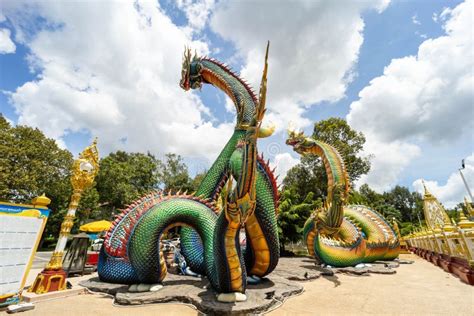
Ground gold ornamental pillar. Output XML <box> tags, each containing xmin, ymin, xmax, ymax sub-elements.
<box><xmin>456</xmin><ymin>211</ymin><xmax>474</xmax><ymax>267</ymax></box>
<box><xmin>29</xmin><ymin>139</ymin><xmax>99</xmax><ymax>294</ymax></box>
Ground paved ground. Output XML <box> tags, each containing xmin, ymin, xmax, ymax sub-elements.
<box><xmin>4</xmin><ymin>254</ymin><xmax>473</xmax><ymax>315</ymax></box>
<box><xmin>271</xmin><ymin>254</ymin><xmax>474</xmax><ymax>315</ymax></box>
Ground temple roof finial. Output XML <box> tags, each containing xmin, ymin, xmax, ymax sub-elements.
<box><xmin>422</xmin><ymin>179</ymin><xmax>429</xmax><ymax>194</ymax></box>
<box><xmin>421</xmin><ymin>179</ymin><xmax>436</xmax><ymax>200</ymax></box>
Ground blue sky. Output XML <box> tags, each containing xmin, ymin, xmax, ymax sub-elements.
<box><xmin>0</xmin><ymin>0</ymin><xmax>472</xmax><ymax>207</ymax></box>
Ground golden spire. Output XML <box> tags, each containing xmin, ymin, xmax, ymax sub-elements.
<box><xmin>258</xmin><ymin>41</ymin><xmax>270</xmax><ymax>111</ymax></box>
<box><xmin>458</xmin><ymin>208</ymin><xmax>474</xmax><ymax>229</ymax></box>
<box><xmin>422</xmin><ymin>179</ymin><xmax>434</xmax><ymax>199</ymax></box>
<box><xmin>256</xmin><ymin>41</ymin><xmax>274</xmax><ymax>139</ymax></box>
<box><xmin>421</xmin><ymin>179</ymin><xmax>453</xmax><ymax>230</ymax></box>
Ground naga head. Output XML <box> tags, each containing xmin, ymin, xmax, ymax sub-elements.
<box><xmin>180</xmin><ymin>47</ymin><xmax>204</xmax><ymax>91</ymax></box>
<box><xmin>285</xmin><ymin>128</ymin><xmax>307</xmax><ymax>155</ymax></box>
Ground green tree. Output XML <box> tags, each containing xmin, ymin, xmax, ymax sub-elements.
<box><xmin>359</xmin><ymin>184</ymin><xmax>384</xmax><ymax>206</ymax></box>
<box><xmin>373</xmin><ymin>202</ymin><xmax>402</xmax><ymax>223</ymax></box>
<box><xmin>76</xmin><ymin>186</ymin><xmax>101</xmax><ymax>225</ymax></box>
<box><xmin>95</xmin><ymin>151</ymin><xmax>160</xmax><ymax>217</ymax></box>
<box><xmin>400</xmin><ymin>222</ymin><xmax>416</xmax><ymax>236</ymax></box>
<box><xmin>277</xmin><ymin>190</ymin><xmax>321</xmax><ymax>253</ymax></box>
<box><xmin>190</xmin><ymin>171</ymin><xmax>207</xmax><ymax>192</ymax></box>
<box><xmin>347</xmin><ymin>190</ymin><xmax>368</xmax><ymax>205</ymax></box>
<box><xmin>283</xmin><ymin>156</ymin><xmax>326</xmax><ymax>203</ymax></box>
<box><xmin>0</xmin><ymin>115</ymin><xmax>75</xmax><ymax>240</ymax></box>
<box><xmin>0</xmin><ymin>115</ymin><xmax>73</xmax><ymax>203</ymax></box>
<box><xmin>383</xmin><ymin>186</ymin><xmax>423</xmax><ymax>223</ymax></box>
<box><xmin>358</xmin><ymin>183</ymin><xmax>423</xmax><ymax>230</ymax></box>
<box><xmin>157</xmin><ymin>153</ymin><xmax>194</xmax><ymax>192</ymax></box>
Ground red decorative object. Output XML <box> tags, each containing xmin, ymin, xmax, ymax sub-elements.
<box><xmin>28</xmin><ymin>269</ymin><xmax>67</xmax><ymax>294</ymax></box>
<box><xmin>86</xmin><ymin>252</ymin><xmax>99</xmax><ymax>266</ymax></box>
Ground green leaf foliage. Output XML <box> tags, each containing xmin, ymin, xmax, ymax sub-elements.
<box><xmin>157</xmin><ymin>153</ymin><xmax>194</xmax><ymax>193</ymax></box>
<box><xmin>95</xmin><ymin>151</ymin><xmax>160</xmax><ymax>217</ymax></box>
<box><xmin>0</xmin><ymin>115</ymin><xmax>74</xmax><ymax>240</ymax></box>
<box><xmin>277</xmin><ymin>190</ymin><xmax>321</xmax><ymax>249</ymax></box>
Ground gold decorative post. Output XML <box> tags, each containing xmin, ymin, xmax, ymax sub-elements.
<box><xmin>29</xmin><ymin>139</ymin><xmax>99</xmax><ymax>294</ymax></box>
<box><xmin>406</xmin><ymin>182</ymin><xmax>474</xmax><ymax>284</ymax></box>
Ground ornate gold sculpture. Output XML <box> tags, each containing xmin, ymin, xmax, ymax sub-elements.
<box><xmin>45</xmin><ymin>139</ymin><xmax>99</xmax><ymax>270</ymax></box>
<box><xmin>421</xmin><ymin>180</ymin><xmax>452</xmax><ymax>230</ymax></box>
<box><xmin>30</xmin><ymin>139</ymin><xmax>99</xmax><ymax>293</ymax></box>
<box><xmin>405</xmin><ymin>181</ymin><xmax>474</xmax><ymax>271</ymax></box>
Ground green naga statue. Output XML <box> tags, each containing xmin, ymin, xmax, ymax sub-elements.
<box><xmin>98</xmin><ymin>43</ymin><xmax>279</xmax><ymax>302</ymax></box>
<box><xmin>286</xmin><ymin>130</ymin><xmax>400</xmax><ymax>267</ymax></box>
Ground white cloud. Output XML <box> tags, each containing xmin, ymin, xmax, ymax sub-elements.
<box><xmin>413</xmin><ymin>153</ymin><xmax>474</xmax><ymax>208</ymax></box>
<box><xmin>348</xmin><ymin>0</ymin><xmax>473</xmax><ymax>192</ymax></box>
<box><xmin>210</xmin><ymin>0</ymin><xmax>389</xmax><ymax>132</ymax></box>
<box><xmin>176</xmin><ymin>0</ymin><xmax>215</xmax><ymax>32</ymax></box>
<box><xmin>0</xmin><ymin>28</ymin><xmax>16</xmax><ymax>54</ymax></box>
<box><xmin>355</xmin><ymin>137</ymin><xmax>421</xmax><ymax>192</ymax></box>
<box><xmin>3</xmin><ymin>0</ymin><xmax>233</xmax><ymax>163</ymax></box>
<box><xmin>417</xmin><ymin>32</ymin><xmax>428</xmax><ymax>39</ymax></box>
<box><xmin>439</xmin><ymin>7</ymin><xmax>453</xmax><ymax>21</ymax></box>
<box><xmin>411</xmin><ymin>14</ymin><xmax>421</xmax><ymax>25</ymax></box>
<box><xmin>272</xmin><ymin>152</ymin><xmax>299</xmax><ymax>185</ymax></box>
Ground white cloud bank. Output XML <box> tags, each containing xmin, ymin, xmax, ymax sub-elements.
<box><xmin>273</xmin><ymin>153</ymin><xmax>300</xmax><ymax>185</ymax></box>
<box><xmin>3</xmin><ymin>0</ymin><xmax>232</xmax><ymax>162</ymax></box>
<box><xmin>176</xmin><ymin>0</ymin><xmax>215</xmax><ymax>32</ymax></box>
<box><xmin>0</xmin><ymin>28</ymin><xmax>16</xmax><ymax>54</ymax></box>
<box><xmin>413</xmin><ymin>153</ymin><xmax>474</xmax><ymax>209</ymax></box>
<box><xmin>210</xmin><ymin>0</ymin><xmax>390</xmax><ymax>132</ymax></box>
<box><xmin>209</xmin><ymin>0</ymin><xmax>390</xmax><ymax>179</ymax></box>
<box><xmin>347</xmin><ymin>0</ymin><xmax>473</xmax><ymax>192</ymax></box>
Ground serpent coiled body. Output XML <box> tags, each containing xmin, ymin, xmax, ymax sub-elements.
<box><xmin>98</xmin><ymin>45</ymin><xmax>279</xmax><ymax>295</ymax></box>
<box><xmin>287</xmin><ymin>132</ymin><xmax>400</xmax><ymax>267</ymax></box>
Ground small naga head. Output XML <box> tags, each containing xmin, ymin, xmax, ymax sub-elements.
<box><xmin>285</xmin><ymin>128</ymin><xmax>307</xmax><ymax>155</ymax></box>
<box><xmin>180</xmin><ymin>47</ymin><xmax>203</xmax><ymax>91</ymax></box>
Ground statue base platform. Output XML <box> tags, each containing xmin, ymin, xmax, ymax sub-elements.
<box><xmin>81</xmin><ymin>274</ymin><xmax>302</xmax><ymax>315</ymax></box>
<box><xmin>28</xmin><ymin>269</ymin><xmax>67</xmax><ymax>294</ymax></box>
<box><xmin>80</xmin><ymin>257</ymin><xmax>408</xmax><ymax>314</ymax></box>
